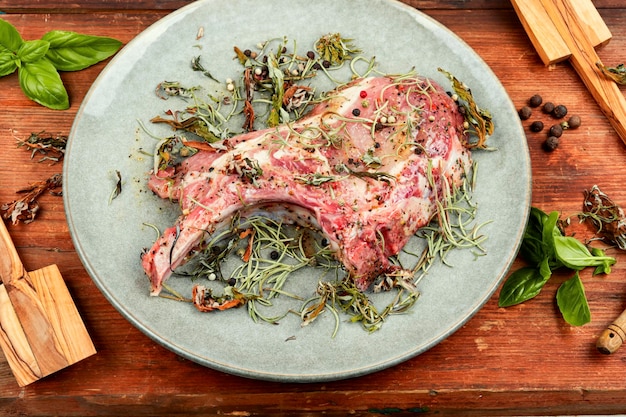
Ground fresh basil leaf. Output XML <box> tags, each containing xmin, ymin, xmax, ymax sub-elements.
<box><xmin>17</xmin><ymin>39</ymin><xmax>50</xmax><ymax>63</ymax></box>
<box><xmin>591</xmin><ymin>247</ymin><xmax>613</xmax><ymax>275</ymax></box>
<box><xmin>498</xmin><ymin>266</ymin><xmax>550</xmax><ymax>307</ymax></box>
<box><xmin>538</xmin><ymin>256</ymin><xmax>552</xmax><ymax>280</ymax></box>
<box><xmin>42</xmin><ymin>30</ymin><xmax>122</xmax><ymax>71</ymax></box>
<box><xmin>0</xmin><ymin>19</ymin><xmax>24</xmax><ymax>53</ymax></box>
<box><xmin>554</xmin><ymin>235</ymin><xmax>616</xmax><ymax>270</ymax></box>
<box><xmin>18</xmin><ymin>58</ymin><xmax>69</xmax><ymax>110</ymax></box>
<box><xmin>520</xmin><ymin>207</ymin><xmax>550</xmax><ymax>264</ymax></box>
<box><xmin>0</xmin><ymin>50</ymin><xmax>18</xmax><ymax>77</ymax></box>
<box><xmin>556</xmin><ymin>272</ymin><xmax>591</xmax><ymax>326</ymax></box>
<box><xmin>542</xmin><ymin>211</ymin><xmax>561</xmax><ymax>250</ymax></box>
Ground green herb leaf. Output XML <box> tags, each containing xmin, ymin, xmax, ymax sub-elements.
<box><xmin>0</xmin><ymin>50</ymin><xmax>18</xmax><ymax>77</ymax></box>
<box><xmin>596</xmin><ymin>62</ymin><xmax>626</xmax><ymax>85</ymax></box>
<box><xmin>498</xmin><ymin>266</ymin><xmax>550</xmax><ymax>307</ymax></box>
<box><xmin>0</xmin><ymin>19</ymin><xmax>24</xmax><ymax>53</ymax></box>
<box><xmin>18</xmin><ymin>58</ymin><xmax>69</xmax><ymax>110</ymax></box>
<box><xmin>438</xmin><ymin>68</ymin><xmax>494</xmax><ymax>149</ymax></box>
<box><xmin>591</xmin><ymin>247</ymin><xmax>613</xmax><ymax>275</ymax></box>
<box><xmin>519</xmin><ymin>207</ymin><xmax>552</xmax><ymax>266</ymax></box>
<box><xmin>17</xmin><ymin>39</ymin><xmax>50</xmax><ymax>63</ymax></box>
<box><xmin>42</xmin><ymin>30</ymin><xmax>122</xmax><ymax>71</ymax></box>
<box><xmin>554</xmin><ymin>235</ymin><xmax>616</xmax><ymax>270</ymax></box>
<box><xmin>556</xmin><ymin>272</ymin><xmax>591</xmax><ymax>326</ymax></box>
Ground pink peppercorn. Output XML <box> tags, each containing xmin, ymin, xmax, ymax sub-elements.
<box><xmin>359</xmin><ymin>90</ymin><xmax>367</xmax><ymax>98</ymax></box>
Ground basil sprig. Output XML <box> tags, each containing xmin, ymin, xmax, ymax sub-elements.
<box><xmin>499</xmin><ymin>207</ymin><xmax>616</xmax><ymax>326</ymax></box>
<box><xmin>0</xmin><ymin>19</ymin><xmax>122</xmax><ymax>109</ymax></box>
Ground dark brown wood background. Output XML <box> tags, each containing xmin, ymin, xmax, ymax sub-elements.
<box><xmin>2</xmin><ymin>0</ymin><xmax>626</xmax><ymax>415</ymax></box>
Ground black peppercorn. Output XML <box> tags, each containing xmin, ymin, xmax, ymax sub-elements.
<box><xmin>543</xmin><ymin>136</ymin><xmax>560</xmax><ymax>151</ymax></box>
<box><xmin>228</xmin><ymin>277</ymin><xmax>237</xmax><ymax>286</ymax></box>
<box><xmin>542</xmin><ymin>102</ymin><xmax>555</xmax><ymax>114</ymax></box>
<box><xmin>530</xmin><ymin>121</ymin><xmax>544</xmax><ymax>132</ymax></box>
<box><xmin>352</xmin><ymin>108</ymin><xmax>361</xmax><ymax>117</ymax></box>
<box><xmin>549</xmin><ymin>124</ymin><xmax>563</xmax><ymax>138</ymax></box>
<box><xmin>518</xmin><ymin>106</ymin><xmax>532</xmax><ymax>120</ymax></box>
<box><xmin>270</xmin><ymin>250</ymin><xmax>279</xmax><ymax>260</ymax></box>
<box><xmin>529</xmin><ymin>94</ymin><xmax>542</xmax><ymax>107</ymax></box>
<box><xmin>552</xmin><ymin>104</ymin><xmax>568</xmax><ymax>119</ymax></box>
<box><xmin>306</xmin><ymin>50</ymin><xmax>316</xmax><ymax>60</ymax></box>
<box><xmin>568</xmin><ymin>115</ymin><xmax>581</xmax><ymax>129</ymax></box>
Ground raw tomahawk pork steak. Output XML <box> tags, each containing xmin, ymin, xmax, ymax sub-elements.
<box><xmin>142</xmin><ymin>75</ymin><xmax>473</xmax><ymax>296</ymax></box>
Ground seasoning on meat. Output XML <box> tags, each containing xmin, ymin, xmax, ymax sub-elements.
<box><xmin>141</xmin><ymin>75</ymin><xmax>473</xmax><ymax>296</ymax></box>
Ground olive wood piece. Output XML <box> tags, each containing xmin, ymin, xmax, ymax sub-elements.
<box><xmin>511</xmin><ymin>0</ymin><xmax>626</xmax><ymax>146</ymax></box>
<box><xmin>597</xmin><ymin>307</ymin><xmax>626</xmax><ymax>354</ymax></box>
<box><xmin>511</xmin><ymin>0</ymin><xmax>611</xmax><ymax>65</ymax></box>
<box><xmin>0</xmin><ymin>220</ymin><xmax>95</xmax><ymax>387</ymax></box>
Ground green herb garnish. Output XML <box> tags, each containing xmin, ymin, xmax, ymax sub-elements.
<box><xmin>498</xmin><ymin>207</ymin><xmax>616</xmax><ymax>326</ymax></box>
<box><xmin>597</xmin><ymin>62</ymin><xmax>626</xmax><ymax>85</ymax></box>
<box><xmin>314</xmin><ymin>33</ymin><xmax>360</xmax><ymax>66</ymax></box>
<box><xmin>0</xmin><ymin>19</ymin><xmax>122</xmax><ymax>109</ymax></box>
<box><xmin>438</xmin><ymin>68</ymin><xmax>494</xmax><ymax>149</ymax></box>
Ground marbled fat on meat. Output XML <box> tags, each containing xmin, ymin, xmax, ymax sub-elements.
<box><xmin>142</xmin><ymin>75</ymin><xmax>472</xmax><ymax>296</ymax></box>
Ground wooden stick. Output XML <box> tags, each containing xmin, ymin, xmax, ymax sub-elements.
<box><xmin>539</xmin><ymin>0</ymin><xmax>626</xmax><ymax>145</ymax></box>
<box><xmin>597</xmin><ymin>307</ymin><xmax>626</xmax><ymax>354</ymax></box>
<box><xmin>511</xmin><ymin>0</ymin><xmax>611</xmax><ymax>65</ymax></box>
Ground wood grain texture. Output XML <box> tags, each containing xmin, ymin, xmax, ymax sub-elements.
<box><xmin>1</xmin><ymin>1</ymin><xmax>626</xmax><ymax>415</ymax></box>
<box><xmin>0</xmin><ymin>220</ymin><xmax>94</xmax><ymax>386</ymax></box>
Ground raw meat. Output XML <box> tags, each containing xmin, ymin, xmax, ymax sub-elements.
<box><xmin>142</xmin><ymin>75</ymin><xmax>472</xmax><ymax>296</ymax></box>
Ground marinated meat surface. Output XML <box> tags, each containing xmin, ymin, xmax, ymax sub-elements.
<box><xmin>142</xmin><ymin>75</ymin><xmax>472</xmax><ymax>296</ymax></box>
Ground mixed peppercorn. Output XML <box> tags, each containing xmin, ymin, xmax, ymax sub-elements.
<box><xmin>518</xmin><ymin>94</ymin><xmax>581</xmax><ymax>151</ymax></box>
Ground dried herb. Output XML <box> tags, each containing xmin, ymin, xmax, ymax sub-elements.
<box><xmin>314</xmin><ymin>33</ymin><xmax>360</xmax><ymax>66</ymax></box>
<box><xmin>150</xmin><ymin>114</ymin><xmax>222</xmax><ymax>144</ymax></box>
<box><xmin>192</xmin><ymin>285</ymin><xmax>249</xmax><ymax>312</ymax></box>
<box><xmin>438</xmin><ymin>68</ymin><xmax>494</xmax><ymax>149</ymax></box>
<box><xmin>579</xmin><ymin>185</ymin><xmax>626</xmax><ymax>249</ymax></box>
<box><xmin>155</xmin><ymin>81</ymin><xmax>197</xmax><ymax>100</ymax></box>
<box><xmin>109</xmin><ymin>170</ymin><xmax>122</xmax><ymax>204</ymax></box>
<box><xmin>16</xmin><ymin>131</ymin><xmax>67</xmax><ymax>163</ymax></box>
<box><xmin>190</xmin><ymin>56</ymin><xmax>217</xmax><ymax>82</ymax></box>
<box><xmin>597</xmin><ymin>62</ymin><xmax>626</xmax><ymax>85</ymax></box>
<box><xmin>0</xmin><ymin>173</ymin><xmax>62</xmax><ymax>224</ymax></box>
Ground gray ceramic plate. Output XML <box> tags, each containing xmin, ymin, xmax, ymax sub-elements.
<box><xmin>64</xmin><ymin>0</ymin><xmax>531</xmax><ymax>382</ymax></box>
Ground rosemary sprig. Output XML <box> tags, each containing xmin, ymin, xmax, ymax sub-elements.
<box><xmin>438</xmin><ymin>68</ymin><xmax>494</xmax><ymax>149</ymax></box>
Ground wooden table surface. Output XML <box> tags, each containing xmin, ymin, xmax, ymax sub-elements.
<box><xmin>2</xmin><ymin>0</ymin><xmax>626</xmax><ymax>415</ymax></box>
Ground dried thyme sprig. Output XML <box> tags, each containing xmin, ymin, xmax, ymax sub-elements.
<box><xmin>579</xmin><ymin>185</ymin><xmax>626</xmax><ymax>249</ymax></box>
<box><xmin>0</xmin><ymin>173</ymin><xmax>62</xmax><ymax>225</ymax></box>
<box><xmin>597</xmin><ymin>62</ymin><xmax>626</xmax><ymax>85</ymax></box>
<box><xmin>16</xmin><ymin>131</ymin><xmax>67</xmax><ymax>163</ymax></box>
